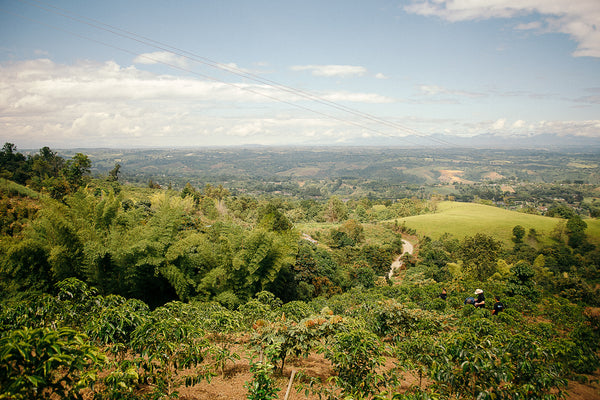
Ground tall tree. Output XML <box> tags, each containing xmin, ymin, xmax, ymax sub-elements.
<box><xmin>566</xmin><ymin>215</ymin><xmax>587</xmax><ymax>249</ymax></box>
<box><xmin>323</xmin><ymin>196</ymin><xmax>348</xmax><ymax>223</ymax></box>
<box><xmin>459</xmin><ymin>233</ymin><xmax>503</xmax><ymax>281</ymax></box>
<box><xmin>63</xmin><ymin>153</ymin><xmax>91</xmax><ymax>189</ymax></box>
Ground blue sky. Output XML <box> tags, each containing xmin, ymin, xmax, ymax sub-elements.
<box><xmin>1</xmin><ymin>0</ymin><xmax>599</xmax><ymax>148</ymax></box>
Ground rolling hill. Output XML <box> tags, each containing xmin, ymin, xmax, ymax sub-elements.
<box><xmin>396</xmin><ymin>201</ymin><xmax>600</xmax><ymax>247</ymax></box>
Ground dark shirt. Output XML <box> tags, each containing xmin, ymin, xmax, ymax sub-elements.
<box><xmin>493</xmin><ymin>301</ymin><xmax>505</xmax><ymax>314</ymax></box>
<box><xmin>439</xmin><ymin>293</ymin><xmax>447</xmax><ymax>300</ymax></box>
<box><xmin>475</xmin><ymin>293</ymin><xmax>485</xmax><ymax>308</ymax></box>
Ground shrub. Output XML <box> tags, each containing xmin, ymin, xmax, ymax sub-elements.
<box><xmin>321</xmin><ymin>327</ymin><xmax>386</xmax><ymax>398</ymax></box>
<box><xmin>0</xmin><ymin>327</ymin><xmax>106</xmax><ymax>400</ymax></box>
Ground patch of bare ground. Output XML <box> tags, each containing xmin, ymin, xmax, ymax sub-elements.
<box><xmin>500</xmin><ymin>184</ymin><xmax>515</xmax><ymax>193</ymax></box>
<box><xmin>566</xmin><ymin>370</ymin><xmax>600</xmax><ymax>400</ymax></box>
<box><xmin>174</xmin><ymin>348</ymin><xmax>600</xmax><ymax>400</ymax></box>
<box><xmin>176</xmin><ymin>348</ymin><xmax>431</xmax><ymax>400</ymax></box>
<box><xmin>483</xmin><ymin>172</ymin><xmax>504</xmax><ymax>180</ymax></box>
<box><xmin>93</xmin><ymin>332</ymin><xmax>600</xmax><ymax>399</ymax></box>
<box><xmin>438</xmin><ymin>169</ymin><xmax>473</xmax><ymax>184</ymax></box>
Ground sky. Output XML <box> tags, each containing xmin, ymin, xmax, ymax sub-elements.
<box><xmin>1</xmin><ymin>0</ymin><xmax>600</xmax><ymax>148</ymax></box>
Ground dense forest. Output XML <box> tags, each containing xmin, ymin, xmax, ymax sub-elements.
<box><xmin>1</xmin><ymin>143</ymin><xmax>599</xmax><ymax>400</ymax></box>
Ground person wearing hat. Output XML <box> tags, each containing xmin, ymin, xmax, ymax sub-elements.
<box><xmin>474</xmin><ymin>289</ymin><xmax>485</xmax><ymax>308</ymax></box>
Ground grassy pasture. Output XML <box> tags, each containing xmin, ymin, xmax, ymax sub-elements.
<box><xmin>395</xmin><ymin>201</ymin><xmax>589</xmax><ymax>247</ymax></box>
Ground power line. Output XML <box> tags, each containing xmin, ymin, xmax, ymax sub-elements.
<box><xmin>6</xmin><ymin>0</ymin><xmax>458</xmax><ymax>147</ymax></box>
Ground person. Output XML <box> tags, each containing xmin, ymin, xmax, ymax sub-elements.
<box><xmin>474</xmin><ymin>288</ymin><xmax>485</xmax><ymax>308</ymax></box>
<box><xmin>439</xmin><ymin>288</ymin><xmax>447</xmax><ymax>300</ymax></box>
<box><xmin>492</xmin><ymin>296</ymin><xmax>505</xmax><ymax>315</ymax></box>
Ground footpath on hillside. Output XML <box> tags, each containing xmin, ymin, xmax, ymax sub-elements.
<box><xmin>388</xmin><ymin>239</ymin><xmax>413</xmax><ymax>280</ymax></box>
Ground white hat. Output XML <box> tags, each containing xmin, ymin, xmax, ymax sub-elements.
<box><xmin>474</xmin><ymin>289</ymin><xmax>483</xmax><ymax>295</ymax></box>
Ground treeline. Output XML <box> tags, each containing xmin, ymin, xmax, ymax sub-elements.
<box><xmin>0</xmin><ymin>142</ymin><xmax>119</xmax><ymax>200</ymax></box>
<box><xmin>0</xmin><ymin>178</ymin><xmax>410</xmax><ymax>307</ymax></box>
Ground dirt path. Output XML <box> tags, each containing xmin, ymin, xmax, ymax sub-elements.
<box><xmin>388</xmin><ymin>239</ymin><xmax>413</xmax><ymax>279</ymax></box>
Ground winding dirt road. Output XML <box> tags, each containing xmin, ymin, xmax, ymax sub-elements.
<box><xmin>388</xmin><ymin>239</ymin><xmax>414</xmax><ymax>279</ymax></box>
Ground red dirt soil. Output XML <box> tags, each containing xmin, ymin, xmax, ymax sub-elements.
<box><xmin>172</xmin><ymin>348</ymin><xmax>600</xmax><ymax>400</ymax></box>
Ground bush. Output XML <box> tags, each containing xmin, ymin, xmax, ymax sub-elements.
<box><xmin>280</xmin><ymin>300</ymin><xmax>313</xmax><ymax>322</ymax></box>
<box><xmin>0</xmin><ymin>327</ymin><xmax>107</xmax><ymax>400</ymax></box>
<box><xmin>321</xmin><ymin>327</ymin><xmax>386</xmax><ymax>398</ymax></box>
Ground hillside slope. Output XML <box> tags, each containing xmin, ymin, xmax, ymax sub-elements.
<box><xmin>396</xmin><ymin>201</ymin><xmax>599</xmax><ymax>246</ymax></box>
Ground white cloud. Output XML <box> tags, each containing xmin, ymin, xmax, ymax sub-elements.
<box><xmin>290</xmin><ymin>64</ymin><xmax>367</xmax><ymax>78</ymax></box>
<box><xmin>133</xmin><ymin>51</ymin><xmax>189</xmax><ymax>68</ymax></box>
<box><xmin>491</xmin><ymin>118</ymin><xmax>507</xmax><ymax>130</ymax></box>
<box><xmin>0</xmin><ymin>59</ymin><xmax>396</xmax><ymax>147</ymax></box>
<box><xmin>375</xmin><ymin>72</ymin><xmax>389</xmax><ymax>79</ymax></box>
<box><xmin>404</xmin><ymin>0</ymin><xmax>600</xmax><ymax>57</ymax></box>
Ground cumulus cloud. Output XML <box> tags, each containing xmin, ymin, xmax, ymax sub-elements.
<box><xmin>512</xmin><ymin>119</ymin><xmax>526</xmax><ymax>128</ymax></box>
<box><xmin>0</xmin><ymin>59</ymin><xmax>395</xmax><ymax>147</ymax></box>
<box><xmin>290</xmin><ymin>64</ymin><xmax>367</xmax><ymax>78</ymax></box>
<box><xmin>404</xmin><ymin>0</ymin><xmax>600</xmax><ymax>57</ymax></box>
<box><xmin>491</xmin><ymin>118</ymin><xmax>507</xmax><ymax>130</ymax></box>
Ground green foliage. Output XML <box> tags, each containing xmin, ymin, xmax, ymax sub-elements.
<box><xmin>2</xmin><ymin>145</ymin><xmax>600</xmax><ymax>400</ymax></box>
<box><xmin>348</xmin><ymin>262</ymin><xmax>376</xmax><ymax>289</ymax></box>
<box><xmin>245</xmin><ymin>350</ymin><xmax>280</xmax><ymax>400</ymax></box>
<box><xmin>251</xmin><ymin>311</ymin><xmax>347</xmax><ymax>375</ymax></box>
<box><xmin>280</xmin><ymin>300</ymin><xmax>313</xmax><ymax>322</ymax></box>
<box><xmin>512</xmin><ymin>224</ymin><xmax>525</xmax><ymax>244</ymax></box>
<box><xmin>0</xmin><ymin>327</ymin><xmax>107</xmax><ymax>400</ymax></box>
<box><xmin>458</xmin><ymin>233</ymin><xmax>503</xmax><ymax>281</ymax></box>
<box><xmin>86</xmin><ymin>297</ymin><xmax>149</xmax><ymax>356</ymax></box>
<box><xmin>371</xmin><ymin>299</ymin><xmax>444</xmax><ymax>340</ymax></box>
<box><xmin>507</xmin><ymin>260</ymin><xmax>538</xmax><ymax>298</ymax></box>
<box><xmin>129</xmin><ymin>307</ymin><xmax>212</xmax><ymax>398</ymax></box>
<box><xmin>258</xmin><ymin>200</ymin><xmax>293</xmax><ymax>232</ymax></box>
<box><xmin>321</xmin><ymin>327</ymin><xmax>386</xmax><ymax>398</ymax></box>
<box><xmin>566</xmin><ymin>214</ymin><xmax>588</xmax><ymax>249</ymax></box>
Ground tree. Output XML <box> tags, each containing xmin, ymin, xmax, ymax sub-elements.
<box><xmin>258</xmin><ymin>201</ymin><xmax>293</xmax><ymax>232</ymax></box>
<box><xmin>323</xmin><ymin>196</ymin><xmax>348</xmax><ymax>223</ymax></box>
<box><xmin>0</xmin><ymin>142</ymin><xmax>28</xmax><ymax>183</ymax></box>
<box><xmin>338</xmin><ymin>219</ymin><xmax>364</xmax><ymax>244</ymax></box>
<box><xmin>459</xmin><ymin>233</ymin><xmax>503</xmax><ymax>281</ymax></box>
<box><xmin>512</xmin><ymin>225</ymin><xmax>525</xmax><ymax>244</ymax></box>
<box><xmin>63</xmin><ymin>153</ymin><xmax>91</xmax><ymax>189</ymax></box>
<box><xmin>31</xmin><ymin>147</ymin><xmax>64</xmax><ymax>180</ymax></box>
<box><xmin>348</xmin><ymin>262</ymin><xmax>376</xmax><ymax>289</ymax></box>
<box><xmin>232</xmin><ymin>228</ymin><xmax>298</xmax><ymax>298</ymax></box>
<box><xmin>566</xmin><ymin>215</ymin><xmax>587</xmax><ymax>249</ymax></box>
<box><xmin>507</xmin><ymin>260</ymin><xmax>538</xmax><ymax>298</ymax></box>
<box><xmin>108</xmin><ymin>163</ymin><xmax>121</xmax><ymax>182</ymax></box>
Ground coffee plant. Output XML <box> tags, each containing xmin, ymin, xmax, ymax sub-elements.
<box><xmin>0</xmin><ymin>327</ymin><xmax>106</xmax><ymax>400</ymax></box>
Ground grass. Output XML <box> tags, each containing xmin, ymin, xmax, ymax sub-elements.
<box><xmin>0</xmin><ymin>178</ymin><xmax>41</xmax><ymax>199</ymax></box>
<box><xmin>394</xmin><ymin>201</ymin><xmax>593</xmax><ymax>247</ymax></box>
<box><xmin>585</xmin><ymin>218</ymin><xmax>600</xmax><ymax>243</ymax></box>
<box><xmin>297</xmin><ymin>201</ymin><xmax>600</xmax><ymax>248</ymax></box>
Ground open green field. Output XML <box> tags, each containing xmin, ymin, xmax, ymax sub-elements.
<box><xmin>396</xmin><ymin>201</ymin><xmax>600</xmax><ymax>247</ymax></box>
